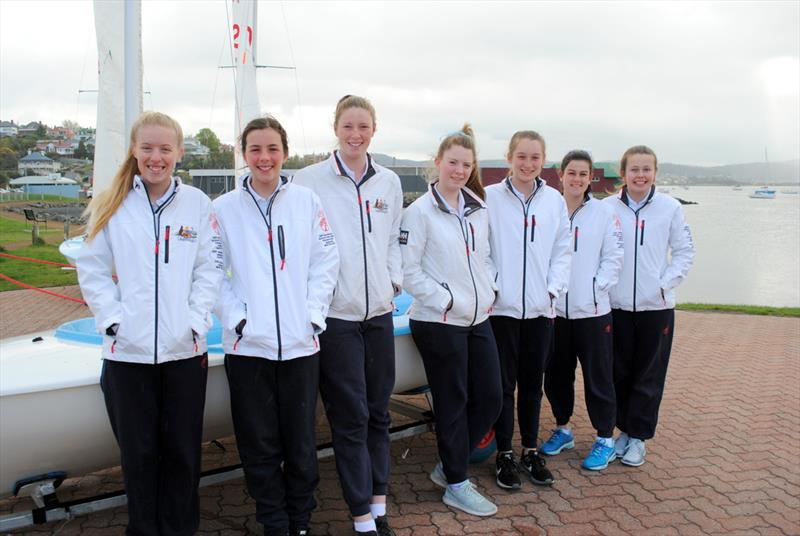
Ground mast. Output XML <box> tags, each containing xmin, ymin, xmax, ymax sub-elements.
<box><xmin>93</xmin><ymin>0</ymin><xmax>143</xmax><ymax>196</ymax></box>
<box><xmin>231</xmin><ymin>0</ymin><xmax>262</xmax><ymax>179</ymax></box>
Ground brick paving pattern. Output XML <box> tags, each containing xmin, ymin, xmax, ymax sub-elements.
<box><xmin>1</xmin><ymin>287</ymin><xmax>798</xmax><ymax>535</ymax></box>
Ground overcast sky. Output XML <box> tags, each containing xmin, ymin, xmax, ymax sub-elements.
<box><xmin>1</xmin><ymin>1</ymin><xmax>798</xmax><ymax>166</ymax></box>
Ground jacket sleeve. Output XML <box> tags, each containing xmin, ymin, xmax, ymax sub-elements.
<box><xmin>547</xmin><ymin>197</ymin><xmax>573</xmax><ymax>298</ymax></box>
<box><xmin>595</xmin><ymin>212</ymin><xmax>624</xmax><ymax>292</ymax></box>
<box><xmin>387</xmin><ymin>178</ymin><xmax>404</xmax><ymax>293</ymax></box>
<box><xmin>188</xmin><ymin>198</ymin><xmax>224</xmax><ymax>337</ymax></box>
<box><xmin>660</xmin><ymin>204</ymin><xmax>695</xmax><ymax>291</ymax></box>
<box><xmin>400</xmin><ymin>205</ymin><xmax>451</xmax><ymax>312</ymax></box>
<box><xmin>213</xmin><ymin>203</ymin><xmax>247</xmax><ymax>331</ymax></box>
<box><xmin>76</xmin><ymin>226</ymin><xmax>122</xmax><ymax>333</ymax></box>
<box><xmin>307</xmin><ymin>194</ymin><xmax>340</xmax><ymax>333</ymax></box>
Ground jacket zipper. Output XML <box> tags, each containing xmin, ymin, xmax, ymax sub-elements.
<box><xmin>565</xmin><ymin>202</ymin><xmax>587</xmax><ymax>319</ymax></box>
<box><xmin>592</xmin><ymin>276</ymin><xmax>598</xmax><ymax>315</ymax></box>
<box><xmin>143</xmin><ymin>183</ymin><xmax>178</xmax><ymax>364</ymax></box>
<box><xmin>453</xmin><ymin>213</ymin><xmax>480</xmax><ymax>325</ymax></box>
<box><xmin>573</xmin><ymin>226</ymin><xmax>579</xmax><ymax>252</ymax></box>
<box><xmin>366</xmin><ymin>200</ymin><xmax>373</xmax><ymax>233</ymax></box>
<box><xmin>356</xmin><ymin>190</ymin><xmax>370</xmax><ymax>320</ymax></box>
<box><xmin>278</xmin><ymin>225</ymin><xmax>286</xmax><ymax>270</ymax></box>
<box><xmin>640</xmin><ymin>219</ymin><xmax>646</xmax><ymax>245</ymax></box>
<box><xmin>245</xmin><ymin>182</ymin><xmax>284</xmax><ymax>359</ymax></box>
<box><xmin>442</xmin><ymin>282</ymin><xmax>454</xmax><ymax>322</ymax></box>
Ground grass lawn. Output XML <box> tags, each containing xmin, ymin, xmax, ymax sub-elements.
<box><xmin>0</xmin><ymin>244</ymin><xmax>77</xmax><ymax>291</ymax></box>
<box><xmin>677</xmin><ymin>303</ymin><xmax>800</xmax><ymax>318</ymax></box>
<box><xmin>0</xmin><ymin>215</ymin><xmax>66</xmax><ymax>244</ymax></box>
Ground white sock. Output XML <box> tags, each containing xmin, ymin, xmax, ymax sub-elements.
<box><xmin>447</xmin><ymin>479</ymin><xmax>470</xmax><ymax>492</ymax></box>
<box><xmin>354</xmin><ymin>519</ymin><xmax>377</xmax><ymax>533</ymax></box>
<box><xmin>370</xmin><ymin>502</ymin><xmax>386</xmax><ymax>519</ymax></box>
<box><xmin>597</xmin><ymin>436</ymin><xmax>614</xmax><ymax>447</ymax></box>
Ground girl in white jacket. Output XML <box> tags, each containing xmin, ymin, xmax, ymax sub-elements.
<box><xmin>292</xmin><ymin>96</ymin><xmax>402</xmax><ymax>536</ymax></box>
<box><xmin>77</xmin><ymin>111</ymin><xmax>223</xmax><ymax>536</ymax></box>
<box><xmin>214</xmin><ymin>116</ymin><xmax>339</xmax><ymax>536</ymax></box>
<box><xmin>541</xmin><ymin>150</ymin><xmax>624</xmax><ymax>471</ymax></box>
<box><xmin>401</xmin><ymin>124</ymin><xmax>502</xmax><ymax>518</ymax></box>
<box><xmin>485</xmin><ymin>131</ymin><xmax>571</xmax><ymax>491</ymax></box>
<box><xmin>604</xmin><ymin>145</ymin><xmax>695</xmax><ymax>467</ymax></box>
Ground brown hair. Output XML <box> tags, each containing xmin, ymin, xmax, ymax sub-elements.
<box><xmin>334</xmin><ymin>95</ymin><xmax>376</xmax><ymax>129</ymax></box>
<box><xmin>435</xmin><ymin>123</ymin><xmax>485</xmax><ymax>200</ymax></box>
<box><xmin>240</xmin><ymin>115</ymin><xmax>289</xmax><ymax>155</ymax></box>
<box><xmin>620</xmin><ymin>145</ymin><xmax>658</xmax><ymax>175</ymax></box>
<box><xmin>506</xmin><ymin>130</ymin><xmax>546</xmax><ymax>179</ymax></box>
<box><xmin>84</xmin><ymin>111</ymin><xmax>183</xmax><ymax>241</ymax></box>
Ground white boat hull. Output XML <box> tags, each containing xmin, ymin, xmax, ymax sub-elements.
<box><xmin>0</xmin><ymin>310</ymin><xmax>427</xmax><ymax>497</ymax></box>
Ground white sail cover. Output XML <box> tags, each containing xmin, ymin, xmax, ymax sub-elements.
<box><xmin>232</xmin><ymin>0</ymin><xmax>261</xmax><ymax>177</ymax></box>
<box><xmin>93</xmin><ymin>0</ymin><xmax>143</xmax><ymax>195</ymax></box>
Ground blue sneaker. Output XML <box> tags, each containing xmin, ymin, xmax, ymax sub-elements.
<box><xmin>540</xmin><ymin>428</ymin><xmax>575</xmax><ymax>456</ymax></box>
<box><xmin>443</xmin><ymin>481</ymin><xmax>497</xmax><ymax>517</ymax></box>
<box><xmin>582</xmin><ymin>440</ymin><xmax>617</xmax><ymax>471</ymax></box>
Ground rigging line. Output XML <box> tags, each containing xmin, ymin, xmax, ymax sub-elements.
<box><xmin>209</xmin><ymin>26</ymin><xmax>229</xmax><ymax>132</ymax></box>
<box><xmin>76</xmin><ymin>30</ymin><xmax>93</xmax><ymax>124</ymax></box>
<box><xmin>280</xmin><ymin>0</ymin><xmax>307</xmax><ymax>154</ymax></box>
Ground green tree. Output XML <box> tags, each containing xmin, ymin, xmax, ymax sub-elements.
<box><xmin>74</xmin><ymin>140</ymin><xmax>88</xmax><ymax>159</ymax></box>
<box><xmin>0</xmin><ymin>147</ymin><xmax>17</xmax><ymax>171</ymax></box>
<box><xmin>196</xmin><ymin>128</ymin><xmax>221</xmax><ymax>153</ymax></box>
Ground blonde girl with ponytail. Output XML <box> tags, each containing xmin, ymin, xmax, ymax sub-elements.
<box><xmin>77</xmin><ymin>111</ymin><xmax>223</xmax><ymax>535</ymax></box>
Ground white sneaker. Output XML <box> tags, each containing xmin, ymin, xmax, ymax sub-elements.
<box><xmin>614</xmin><ymin>432</ymin><xmax>630</xmax><ymax>458</ymax></box>
<box><xmin>621</xmin><ymin>438</ymin><xmax>646</xmax><ymax>467</ymax></box>
<box><xmin>430</xmin><ymin>462</ymin><xmax>447</xmax><ymax>489</ymax></box>
<box><xmin>443</xmin><ymin>481</ymin><xmax>497</xmax><ymax>517</ymax></box>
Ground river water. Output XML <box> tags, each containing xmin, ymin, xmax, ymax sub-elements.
<box><xmin>672</xmin><ymin>186</ymin><xmax>799</xmax><ymax>307</ymax></box>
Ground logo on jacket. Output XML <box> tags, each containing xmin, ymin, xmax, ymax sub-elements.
<box><xmin>399</xmin><ymin>229</ymin><xmax>409</xmax><ymax>245</ymax></box>
<box><xmin>318</xmin><ymin>209</ymin><xmax>330</xmax><ymax>232</ymax></box>
<box><xmin>209</xmin><ymin>213</ymin><xmax>220</xmax><ymax>234</ymax></box>
<box><xmin>177</xmin><ymin>226</ymin><xmax>198</xmax><ymax>242</ymax></box>
<box><xmin>372</xmin><ymin>198</ymin><xmax>389</xmax><ymax>213</ymax></box>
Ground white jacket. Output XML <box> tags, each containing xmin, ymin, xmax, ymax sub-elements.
<box><xmin>292</xmin><ymin>152</ymin><xmax>403</xmax><ymax>321</ymax></box>
<box><xmin>555</xmin><ymin>195</ymin><xmax>624</xmax><ymax>319</ymax></box>
<box><xmin>604</xmin><ymin>187</ymin><xmax>695</xmax><ymax>312</ymax></box>
<box><xmin>400</xmin><ymin>184</ymin><xmax>497</xmax><ymax>327</ymax></box>
<box><xmin>486</xmin><ymin>178</ymin><xmax>572</xmax><ymax>319</ymax></box>
<box><xmin>77</xmin><ymin>176</ymin><xmax>223</xmax><ymax>364</ymax></box>
<box><xmin>213</xmin><ymin>176</ymin><xmax>339</xmax><ymax>360</ymax></box>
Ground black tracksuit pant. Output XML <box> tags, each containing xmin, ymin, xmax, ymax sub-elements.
<box><xmin>318</xmin><ymin>312</ymin><xmax>395</xmax><ymax>517</ymax></box>
<box><xmin>612</xmin><ymin>308</ymin><xmax>675</xmax><ymax>440</ymax></box>
<box><xmin>100</xmin><ymin>355</ymin><xmax>208</xmax><ymax>536</ymax></box>
<box><xmin>410</xmin><ymin>319</ymin><xmax>502</xmax><ymax>484</ymax></box>
<box><xmin>545</xmin><ymin>313</ymin><xmax>616</xmax><ymax>438</ymax></box>
<box><xmin>490</xmin><ymin>316</ymin><xmax>553</xmax><ymax>452</ymax></box>
<box><xmin>225</xmin><ymin>353</ymin><xmax>320</xmax><ymax>533</ymax></box>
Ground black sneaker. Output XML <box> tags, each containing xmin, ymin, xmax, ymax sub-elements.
<box><xmin>495</xmin><ymin>451</ymin><xmax>521</xmax><ymax>490</ymax></box>
<box><xmin>354</xmin><ymin>532</ymin><xmax>377</xmax><ymax>536</ymax></box>
<box><xmin>375</xmin><ymin>516</ymin><xmax>395</xmax><ymax>536</ymax></box>
<box><xmin>519</xmin><ymin>450</ymin><xmax>554</xmax><ymax>486</ymax></box>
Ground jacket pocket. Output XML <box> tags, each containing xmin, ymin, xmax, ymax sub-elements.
<box><xmin>441</xmin><ymin>282</ymin><xmax>454</xmax><ymax>320</ymax></box>
<box><xmin>592</xmin><ymin>277</ymin><xmax>598</xmax><ymax>315</ymax></box>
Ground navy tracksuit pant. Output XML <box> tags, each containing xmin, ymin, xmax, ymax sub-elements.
<box><xmin>612</xmin><ymin>308</ymin><xmax>675</xmax><ymax>440</ymax></box>
<box><xmin>225</xmin><ymin>353</ymin><xmax>320</xmax><ymax>533</ymax></box>
<box><xmin>490</xmin><ymin>316</ymin><xmax>553</xmax><ymax>452</ymax></box>
<box><xmin>100</xmin><ymin>355</ymin><xmax>208</xmax><ymax>536</ymax></box>
<box><xmin>410</xmin><ymin>319</ymin><xmax>502</xmax><ymax>484</ymax></box>
<box><xmin>545</xmin><ymin>313</ymin><xmax>616</xmax><ymax>438</ymax></box>
<box><xmin>318</xmin><ymin>312</ymin><xmax>395</xmax><ymax>517</ymax></box>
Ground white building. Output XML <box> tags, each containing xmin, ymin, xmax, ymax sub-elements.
<box><xmin>18</xmin><ymin>151</ymin><xmax>61</xmax><ymax>174</ymax></box>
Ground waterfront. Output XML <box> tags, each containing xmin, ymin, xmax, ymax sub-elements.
<box><xmin>674</xmin><ymin>185</ymin><xmax>800</xmax><ymax>307</ymax></box>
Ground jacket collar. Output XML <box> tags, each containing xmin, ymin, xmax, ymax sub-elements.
<box><xmin>240</xmin><ymin>173</ymin><xmax>289</xmax><ymax>198</ymax></box>
<box><xmin>428</xmin><ymin>181</ymin><xmax>485</xmax><ymax>216</ymax></box>
<box><xmin>329</xmin><ymin>151</ymin><xmax>377</xmax><ymax>184</ymax></box>
<box><xmin>132</xmin><ymin>175</ymin><xmax>181</xmax><ymax>202</ymax></box>
<box><xmin>503</xmin><ymin>176</ymin><xmax>544</xmax><ymax>202</ymax></box>
<box><xmin>619</xmin><ymin>184</ymin><xmax>656</xmax><ymax>208</ymax></box>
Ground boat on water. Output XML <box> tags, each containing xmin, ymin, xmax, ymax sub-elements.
<box><xmin>780</xmin><ymin>189</ymin><xmax>798</xmax><ymax>195</ymax></box>
<box><xmin>732</xmin><ymin>185</ymin><xmax>743</xmax><ymax>191</ymax></box>
<box><xmin>750</xmin><ymin>187</ymin><xmax>776</xmax><ymax>199</ymax></box>
<box><xmin>0</xmin><ymin>293</ymin><xmax>427</xmax><ymax>498</ymax></box>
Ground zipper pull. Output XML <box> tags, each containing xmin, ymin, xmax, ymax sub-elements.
<box><xmin>154</xmin><ymin>238</ymin><xmax>159</xmax><ymax>255</ymax></box>
<box><xmin>574</xmin><ymin>226</ymin><xmax>579</xmax><ymax>252</ymax></box>
<box><xmin>531</xmin><ymin>215</ymin><xmax>536</xmax><ymax>242</ymax></box>
<box><xmin>164</xmin><ymin>225</ymin><xmax>171</xmax><ymax>263</ymax></box>
<box><xmin>640</xmin><ymin>220</ymin><xmax>646</xmax><ymax>245</ymax></box>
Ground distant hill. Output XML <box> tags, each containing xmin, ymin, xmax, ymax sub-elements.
<box><xmin>372</xmin><ymin>153</ymin><xmax>800</xmax><ymax>184</ymax></box>
<box><xmin>659</xmin><ymin>160</ymin><xmax>800</xmax><ymax>185</ymax></box>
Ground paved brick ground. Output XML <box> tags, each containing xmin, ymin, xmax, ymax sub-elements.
<box><xmin>1</xmin><ymin>287</ymin><xmax>798</xmax><ymax>535</ymax></box>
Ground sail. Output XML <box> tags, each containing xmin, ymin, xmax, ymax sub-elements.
<box><xmin>231</xmin><ymin>0</ymin><xmax>261</xmax><ymax>178</ymax></box>
<box><xmin>93</xmin><ymin>0</ymin><xmax>143</xmax><ymax>195</ymax></box>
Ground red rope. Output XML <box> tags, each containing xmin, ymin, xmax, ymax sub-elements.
<box><xmin>0</xmin><ymin>252</ymin><xmax>74</xmax><ymax>268</ymax></box>
<box><xmin>0</xmin><ymin>273</ymin><xmax>87</xmax><ymax>305</ymax></box>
